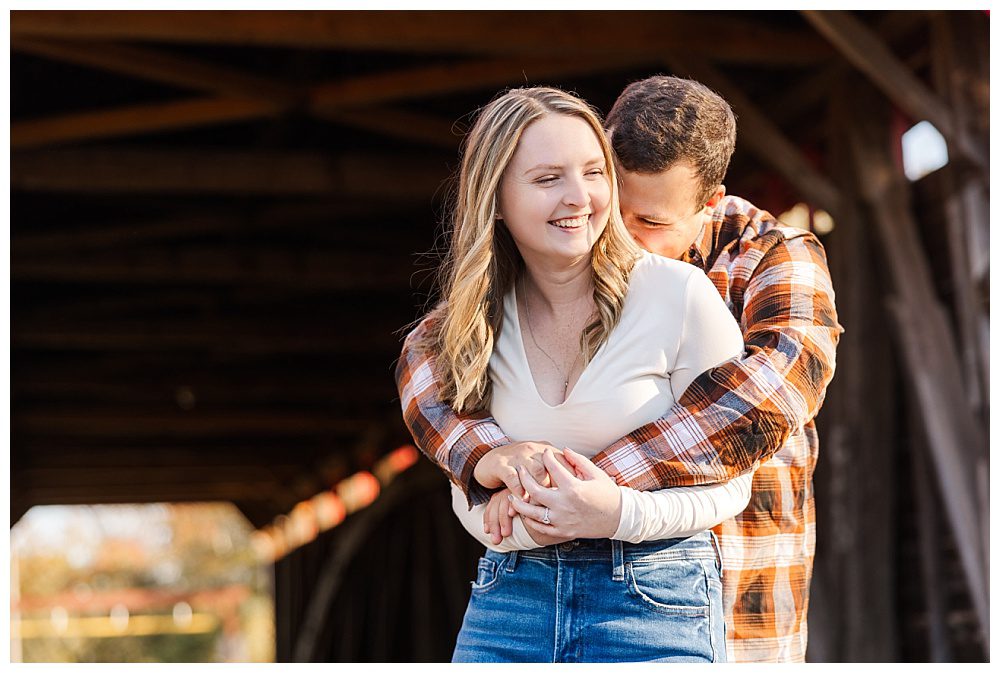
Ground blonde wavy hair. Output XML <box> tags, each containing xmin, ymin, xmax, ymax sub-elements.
<box><xmin>417</xmin><ymin>87</ymin><xmax>640</xmax><ymax>413</ymax></box>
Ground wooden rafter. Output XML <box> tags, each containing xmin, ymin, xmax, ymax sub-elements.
<box><xmin>11</xmin><ymin>10</ymin><xmax>834</xmax><ymax>65</ymax></box>
<box><xmin>12</xmin><ymin>244</ymin><xmax>427</xmax><ymax>292</ymax></box>
<box><xmin>11</xmin><ymin>37</ymin><xmax>301</xmax><ymax>101</ymax></box>
<box><xmin>11</xmin><ymin>149</ymin><xmax>450</xmax><ymax>197</ymax></box>
<box><xmin>11</xmin><ymin>49</ymin><xmax>656</xmax><ymax>149</ymax></box>
<box><xmin>13</xmin><ymin>411</ymin><xmax>369</xmax><ymax>438</ymax></box>
<box><xmin>11</xmin><ymin>97</ymin><xmax>285</xmax><ymax>149</ymax></box>
<box><xmin>11</xmin><ymin>201</ymin><xmax>416</xmax><ymax>254</ymax></box>
<box><xmin>12</xmin><ymin>320</ymin><xmax>403</xmax><ymax>353</ymax></box>
<box><xmin>802</xmin><ymin>10</ymin><xmax>987</xmax><ymax>171</ymax></box>
<box><xmin>323</xmin><ymin>108</ymin><xmax>460</xmax><ymax>149</ymax></box>
<box><xmin>13</xmin><ymin>380</ymin><xmax>397</xmax><ymax>407</ymax></box>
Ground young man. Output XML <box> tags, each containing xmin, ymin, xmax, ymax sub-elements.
<box><xmin>396</xmin><ymin>76</ymin><xmax>842</xmax><ymax>663</ymax></box>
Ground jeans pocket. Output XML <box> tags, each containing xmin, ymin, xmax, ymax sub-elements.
<box><xmin>470</xmin><ymin>555</ymin><xmax>504</xmax><ymax>594</ymax></box>
<box><xmin>625</xmin><ymin>559</ymin><xmax>712</xmax><ymax>617</ymax></box>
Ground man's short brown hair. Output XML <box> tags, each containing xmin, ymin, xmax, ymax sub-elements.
<box><xmin>606</xmin><ymin>75</ymin><xmax>737</xmax><ymax>206</ymax></box>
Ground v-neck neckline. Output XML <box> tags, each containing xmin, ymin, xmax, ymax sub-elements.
<box><xmin>509</xmin><ymin>284</ymin><xmax>596</xmax><ymax>410</ymax></box>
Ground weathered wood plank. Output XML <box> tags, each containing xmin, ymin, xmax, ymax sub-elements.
<box><xmin>11</xmin><ymin>149</ymin><xmax>450</xmax><ymax>197</ymax></box>
<box><xmin>12</xmin><ymin>245</ymin><xmax>423</xmax><ymax>289</ymax></box>
<box><xmin>13</xmin><ymin>411</ymin><xmax>369</xmax><ymax>437</ymax></box>
<box><xmin>911</xmin><ymin>428</ymin><xmax>953</xmax><ymax>662</ymax></box>
<box><xmin>11</xmin><ymin>10</ymin><xmax>835</xmax><ymax>64</ymax></box>
<box><xmin>11</xmin><ymin>37</ymin><xmax>301</xmax><ymax>101</ymax></box>
<box><xmin>11</xmin><ymin>97</ymin><xmax>285</xmax><ymax>150</ymax></box>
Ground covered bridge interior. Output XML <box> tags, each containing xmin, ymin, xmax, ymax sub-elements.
<box><xmin>10</xmin><ymin>10</ymin><xmax>989</xmax><ymax>662</ymax></box>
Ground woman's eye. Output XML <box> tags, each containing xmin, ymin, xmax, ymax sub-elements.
<box><xmin>536</xmin><ymin>176</ymin><xmax>558</xmax><ymax>184</ymax></box>
<box><xmin>586</xmin><ymin>168</ymin><xmax>605</xmax><ymax>176</ymax></box>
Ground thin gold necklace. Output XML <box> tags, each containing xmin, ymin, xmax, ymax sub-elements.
<box><xmin>521</xmin><ymin>275</ymin><xmax>584</xmax><ymax>399</ymax></box>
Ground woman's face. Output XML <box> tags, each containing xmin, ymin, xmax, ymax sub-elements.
<box><xmin>497</xmin><ymin>114</ymin><xmax>612</xmax><ymax>269</ymax></box>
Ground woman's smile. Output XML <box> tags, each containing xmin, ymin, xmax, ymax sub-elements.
<box><xmin>549</xmin><ymin>214</ymin><xmax>591</xmax><ymax>230</ymax></box>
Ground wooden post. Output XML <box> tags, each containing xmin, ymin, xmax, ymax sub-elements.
<box><xmin>845</xmin><ymin>82</ymin><xmax>988</xmax><ymax>649</ymax></box>
<box><xmin>806</xmin><ymin>74</ymin><xmax>899</xmax><ymax>661</ymax></box>
<box><xmin>911</xmin><ymin>424</ymin><xmax>952</xmax><ymax>662</ymax></box>
<box><xmin>929</xmin><ymin>12</ymin><xmax>989</xmax><ymax>416</ymax></box>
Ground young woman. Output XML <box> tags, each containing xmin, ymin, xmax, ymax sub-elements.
<box><xmin>400</xmin><ymin>87</ymin><xmax>753</xmax><ymax>662</ymax></box>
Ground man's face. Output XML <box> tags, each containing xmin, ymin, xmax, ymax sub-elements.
<box><xmin>619</xmin><ymin>162</ymin><xmax>713</xmax><ymax>260</ymax></box>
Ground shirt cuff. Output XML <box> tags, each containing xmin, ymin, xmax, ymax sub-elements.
<box><xmin>446</xmin><ymin>423</ymin><xmax>510</xmax><ymax>509</ymax></box>
<box><xmin>611</xmin><ymin>486</ymin><xmax>639</xmax><ymax>542</ymax></box>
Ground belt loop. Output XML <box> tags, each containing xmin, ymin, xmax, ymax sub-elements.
<box><xmin>611</xmin><ymin>539</ymin><xmax>624</xmax><ymax>582</ymax></box>
<box><xmin>709</xmin><ymin>532</ymin><xmax>724</xmax><ymax>579</ymax></box>
<box><xmin>506</xmin><ymin>550</ymin><xmax>519</xmax><ymax>573</ymax></box>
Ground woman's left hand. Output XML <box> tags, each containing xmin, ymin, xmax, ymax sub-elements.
<box><xmin>509</xmin><ymin>447</ymin><xmax>622</xmax><ymax>540</ymax></box>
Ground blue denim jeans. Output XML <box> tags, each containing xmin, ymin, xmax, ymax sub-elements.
<box><xmin>452</xmin><ymin>531</ymin><xmax>726</xmax><ymax>663</ymax></box>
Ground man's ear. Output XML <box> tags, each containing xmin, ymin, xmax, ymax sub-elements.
<box><xmin>704</xmin><ymin>185</ymin><xmax>726</xmax><ymax>210</ymax></box>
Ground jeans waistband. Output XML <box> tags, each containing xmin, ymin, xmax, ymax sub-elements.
<box><xmin>500</xmin><ymin>531</ymin><xmax>719</xmax><ymax>567</ymax></box>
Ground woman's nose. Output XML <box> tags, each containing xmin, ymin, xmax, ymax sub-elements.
<box><xmin>561</xmin><ymin>175</ymin><xmax>588</xmax><ymax>207</ymax></box>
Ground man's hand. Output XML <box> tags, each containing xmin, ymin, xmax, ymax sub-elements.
<box><xmin>509</xmin><ymin>447</ymin><xmax>623</xmax><ymax>540</ymax></box>
<box><xmin>473</xmin><ymin>441</ymin><xmax>566</xmax><ymax>499</ymax></box>
<box><xmin>483</xmin><ymin>488</ymin><xmax>515</xmax><ymax>546</ymax></box>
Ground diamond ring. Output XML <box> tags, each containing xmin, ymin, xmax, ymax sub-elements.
<box><xmin>542</xmin><ymin>507</ymin><xmax>551</xmax><ymax>525</ymax></box>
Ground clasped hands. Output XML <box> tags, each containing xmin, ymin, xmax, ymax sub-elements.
<box><xmin>472</xmin><ymin>441</ymin><xmax>623</xmax><ymax>546</ymax></box>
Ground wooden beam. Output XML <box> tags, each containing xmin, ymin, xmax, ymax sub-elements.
<box><xmin>846</xmin><ymin>88</ymin><xmax>989</xmax><ymax>645</ymax></box>
<box><xmin>931</xmin><ymin>13</ymin><xmax>990</xmax><ymax>413</ymax></box>
<box><xmin>13</xmin><ymin>379</ymin><xmax>397</xmax><ymax>407</ymax></box>
<box><xmin>12</xmin><ymin>481</ymin><xmax>291</xmax><ymax>507</ymax></box>
<box><xmin>11</xmin><ymin>37</ymin><xmax>302</xmax><ymax>101</ymax></box>
<box><xmin>11</xmin><ymin>10</ymin><xmax>834</xmax><ymax>64</ymax></box>
<box><xmin>11</xmin><ymin>50</ymin><xmax>656</xmax><ymax>149</ymax></box>
<box><xmin>11</xmin><ymin>97</ymin><xmax>286</xmax><ymax>150</ymax></box>
<box><xmin>13</xmin><ymin>411</ymin><xmax>368</xmax><ymax>438</ymax></box>
<box><xmin>12</xmin><ymin>253</ymin><xmax>424</xmax><ymax>292</ymax></box>
<box><xmin>307</xmin><ymin>53</ymin><xmax>654</xmax><ymax>112</ymax></box>
<box><xmin>12</xmin><ymin>31</ymin><xmax>662</xmax><ymax>149</ymax></box>
<box><xmin>911</xmin><ymin>428</ymin><xmax>953</xmax><ymax>662</ymax></box>
<box><xmin>11</xmin><ymin>202</ymin><xmax>420</xmax><ymax>254</ymax></box>
<box><xmin>661</xmin><ymin>53</ymin><xmax>843</xmax><ymax>215</ymax></box>
<box><xmin>11</xmin><ymin>149</ymin><xmax>449</xmax><ymax>197</ymax></box>
<box><xmin>802</xmin><ymin>10</ymin><xmax>987</xmax><ymax>171</ymax></box>
<box><xmin>12</xmin><ymin>317</ymin><xmax>404</xmax><ymax>353</ymax></box>
<box><xmin>322</xmin><ymin>108</ymin><xmax>462</xmax><ymax>149</ymax></box>
<box><xmin>805</xmin><ymin>79</ymin><xmax>900</xmax><ymax>660</ymax></box>
<box><xmin>11</xmin><ymin>327</ymin><xmax>401</xmax><ymax>355</ymax></box>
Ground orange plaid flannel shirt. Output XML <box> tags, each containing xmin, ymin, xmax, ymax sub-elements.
<box><xmin>395</xmin><ymin>196</ymin><xmax>842</xmax><ymax>662</ymax></box>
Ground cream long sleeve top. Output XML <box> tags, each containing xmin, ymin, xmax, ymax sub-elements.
<box><xmin>451</xmin><ymin>251</ymin><xmax>755</xmax><ymax>552</ymax></box>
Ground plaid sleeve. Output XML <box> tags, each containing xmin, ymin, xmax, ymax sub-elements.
<box><xmin>592</xmin><ymin>233</ymin><xmax>842</xmax><ymax>490</ymax></box>
<box><xmin>395</xmin><ymin>316</ymin><xmax>511</xmax><ymax>508</ymax></box>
